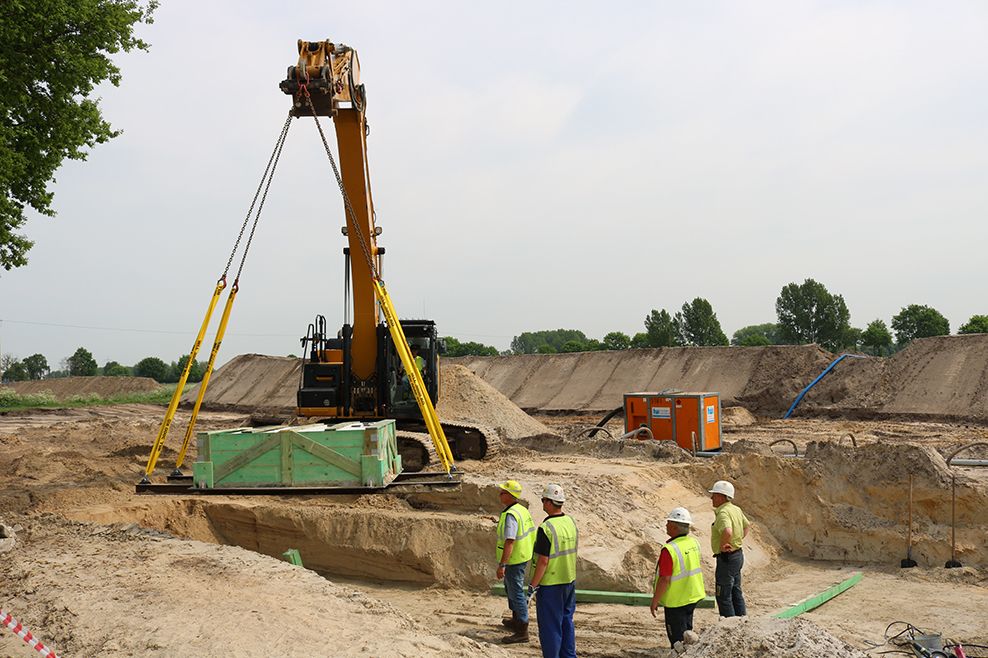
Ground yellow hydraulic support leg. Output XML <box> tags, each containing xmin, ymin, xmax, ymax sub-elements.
<box><xmin>141</xmin><ymin>277</ymin><xmax>226</xmax><ymax>482</ymax></box>
<box><xmin>174</xmin><ymin>280</ymin><xmax>240</xmax><ymax>471</ymax></box>
<box><xmin>373</xmin><ymin>278</ymin><xmax>455</xmax><ymax>474</ymax></box>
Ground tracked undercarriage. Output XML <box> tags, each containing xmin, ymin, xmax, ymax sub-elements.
<box><xmin>396</xmin><ymin>419</ymin><xmax>501</xmax><ymax>472</ymax></box>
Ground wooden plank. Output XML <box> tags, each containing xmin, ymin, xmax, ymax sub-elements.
<box><xmin>289</xmin><ymin>433</ymin><xmax>362</xmax><ymax>477</ymax></box>
<box><xmin>489</xmin><ymin>585</ymin><xmax>714</xmax><ymax>608</ymax></box>
<box><xmin>770</xmin><ymin>572</ymin><xmax>862</xmax><ymax>619</ymax></box>
<box><xmin>214</xmin><ymin>433</ymin><xmax>282</xmax><ymax>481</ymax></box>
<box><xmin>280</xmin><ymin>433</ymin><xmax>293</xmax><ymax>484</ymax></box>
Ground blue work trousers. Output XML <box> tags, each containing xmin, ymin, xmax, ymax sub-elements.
<box><xmin>714</xmin><ymin>550</ymin><xmax>746</xmax><ymax>617</ymax></box>
<box><xmin>504</xmin><ymin>562</ymin><xmax>529</xmax><ymax>623</ymax></box>
<box><xmin>535</xmin><ymin>581</ymin><xmax>576</xmax><ymax>658</ymax></box>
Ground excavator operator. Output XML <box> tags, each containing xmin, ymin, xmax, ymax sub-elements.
<box><xmin>401</xmin><ymin>344</ymin><xmax>426</xmax><ymax>398</ymax></box>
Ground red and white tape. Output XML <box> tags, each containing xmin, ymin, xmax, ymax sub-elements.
<box><xmin>0</xmin><ymin>606</ymin><xmax>60</xmax><ymax>658</ymax></box>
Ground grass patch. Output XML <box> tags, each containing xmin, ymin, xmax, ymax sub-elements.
<box><xmin>0</xmin><ymin>383</ymin><xmax>195</xmax><ymax>410</ymax></box>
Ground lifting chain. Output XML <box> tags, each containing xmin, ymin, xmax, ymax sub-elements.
<box><xmin>223</xmin><ymin>113</ymin><xmax>293</xmax><ymax>282</ymax></box>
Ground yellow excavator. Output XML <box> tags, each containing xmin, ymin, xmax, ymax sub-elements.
<box><xmin>279</xmin><ymin>40</ymin><xmax>499</xmax><ymax>471</ymax></box>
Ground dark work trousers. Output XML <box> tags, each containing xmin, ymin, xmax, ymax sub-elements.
<box><xmin>663</xmin><ymin>601</ymin><xmax>698</xmax><ymax>647</ymax></box>
<box><xmin>714</xmin><ymin>549</ymin><xmax>746</xmax><ymax>617</ymax></box>
<box><xmin>535</xmin><ymin>581</ymin><xmax>576</xmax><ymax>658</ymax></box>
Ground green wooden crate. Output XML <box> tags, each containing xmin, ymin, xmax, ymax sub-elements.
<box><xmin>192</xmin><ymin>420</ymin><xmax>401</xmax><ymax>488</ymax></box>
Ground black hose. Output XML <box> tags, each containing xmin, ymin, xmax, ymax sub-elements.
<box><xmin>587</xmin><ymin>407</ymin><xmax>623</xmax><ymax>438</ymax></box>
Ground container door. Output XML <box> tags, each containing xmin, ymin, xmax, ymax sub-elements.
<box><xmin>648</xmin><ymin>397</ymin><xmax>674</xmax><ymax>441</ymax></box>
<box><xmin>674</xmin><ymin>396</ymin><xmax>700</xmax><ymax>450</ymax></box>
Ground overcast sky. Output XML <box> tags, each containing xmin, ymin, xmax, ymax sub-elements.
<box><xmin>3</xmin><ymin>0</ymin><xmax>988</xmax><ymax>370</ymax></box>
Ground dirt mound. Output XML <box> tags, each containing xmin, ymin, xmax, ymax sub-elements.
<box><xmin>798</xmin><ymin>335</ymin><xmax>988</xmax><ymax>422</ymax></box>
<box><xmin>436</xmin><ymin>365</ymin><xmax>550</xmax><ymax>439</ymax></box>
<box><xmin>4</xmin><ymin>376</ymin><xmax>163</xmax><ymax>401</ymax></box>
<box><xmin>450</xmin><ymin>335</ymin><xmax>988</xmax><ymax>423</ymax></box>
<box><xmin>722</xmin><ymin>406</ymin><xmax>758</xmax><ymax>426</ymax></box>
<box><xmin>685</xmin><ymin>617</ymin><xmax>867</xmax><ymax>658</ymax></box>
<box><xmin>448</xmin><ymin>344</ymin><xmax>836</xmax><ymax>416</ymax></box>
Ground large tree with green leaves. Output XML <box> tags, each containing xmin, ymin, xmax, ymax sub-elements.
<box><xmin>603</xmin><ymin>332</ymin><xmax>631</xmax><ymax>350</ymax></box>
<box><xmin>3</xmin><ymin>360</ymin><xmax>29</xmax><ymax>381</ymax></box>
<box><xmin>67</xmin><ymin>347</ymin><xmax>98</xmax><ymax>376</ymax></box>
<box><xmin>134</xmin><ymin>356</ymin><xmax>167</xmax><ymax>382</ymax></box>
<box><xmin>22</xmin><ymin>353</ymin><xmax>49</xmax><ymax>379</ymax></box>
<box><xmin>644</xmin><ymin>309</ymin><xmax>676</xmax><ymax>347</ymax></box>
<box><xmin>861</xmin><ymin>319</ymin><xmax>893</xmax><ymax>356</ymax></box>
<box><xmin>0</xmin><ymin>0</ymin><xmax>156</xmax><ymax>272</ymax></box>
<box><xmin>775</xmin><ymin>279</ymin><xmax>851</xmax><ymax>351</ymax></box>
<box><xmin>891</xmin><ymin>305</ymin><xmax>949</xmax><ymax>345</ymax></box>
<box><xmin>672</xmin><ymin>298</ymin><xmax>729</xmax><ymax>347</ymax></box>
<box><xmin>958</xmin><ymin>315</ymin><xmax>988</xmax><ymax>335</ymax></box>
<box><xmin>442</xmin><ymin>337</ymin><xmax>500</xmax><ymax>357</ymax></box>
<box><xmin>732</xmin><ymin>323</ymin><xmax>786</xmax><ymax>346</ymax></box>
<box><xmin>510</xmin><ymin>329</ymin><xmax>587</xmax><ymax>355</ymax></box>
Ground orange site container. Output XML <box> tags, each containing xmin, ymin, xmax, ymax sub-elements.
<box><xmin>623</xmin><ymin>391</ymin><xmax>721</xmax><ymax>451</ymax></box>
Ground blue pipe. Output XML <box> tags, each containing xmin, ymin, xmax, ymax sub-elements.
<box><xmin>783</xmin><ymin>354</ymin><xmax>867</xmax><ymax>419</ymax></box>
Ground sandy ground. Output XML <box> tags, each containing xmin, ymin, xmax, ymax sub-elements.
<box><xmin>1</xmin><ymin>370</ymin><xmax>987</xmax><ymax>657</ymax></box>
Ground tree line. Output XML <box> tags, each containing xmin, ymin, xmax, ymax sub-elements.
<box><xmin>6</xmin><ymin>278</ymin><xmax>987</xmax><ymax>378</ymax></box>
<box><xmin>452</xmin><ymin>278</ymin><xmax>988</xmax><ymax>356</ymax></box>
<box><xmin>1</xmin><ymin>348</ymin><xmax>207</xmax><ymax>384</ymax></box>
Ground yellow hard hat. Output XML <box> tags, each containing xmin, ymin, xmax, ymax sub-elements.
<box><xmin>500</xmin><ymin>480</ymin><xmax>522</xmax><ymax>498</ymax></box>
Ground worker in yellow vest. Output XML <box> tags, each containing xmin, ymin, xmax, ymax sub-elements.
<box><xmin>496</xmin><ymin>480</ymin><xmax>536</xmax><ymax>644</ymax></box>
<box><xmin>528</xmin><ymin>484</ymin><xmax>578</xmax><ymax>658</ymax></box>
<box><xmin>650</xmin><ymin>507</ymin><xmax>705</xmax><ymax>650</ymax></box>
<box><xmin>400</xmin><ymin>344</ymin><xmax>426</xmax><ymax>399</ymax></box>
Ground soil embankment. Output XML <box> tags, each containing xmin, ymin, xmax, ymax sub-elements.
<box><xmin>6</xmin><ymin>375</ymin><xmax>163</xmax><ymax>400</ymax></box>
<box><xmin>183</xmin><ymin>336</ymin><xmax>988</xmax><ymax>424</ymax></box>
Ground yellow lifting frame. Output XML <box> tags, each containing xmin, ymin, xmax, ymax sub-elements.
<box><xmin>373</xmin><ymin>277</ymin><xmax>455</xmax><ymax>474</ymax></box>
<box><xmin>142</xmin><ymin>276</ymin><xmax>226</xmax><ymax>480</ymax></box>
<box><xmin>174</xmin><ymin>280</ymin><xmax>239</xmax><ymax>471</ymax></box>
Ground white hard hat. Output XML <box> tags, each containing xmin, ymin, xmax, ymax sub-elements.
<box><xmin>666</xmin><ymin>507</ymin><xmax>693</xmax><ymax>525</ymax></box>
<box><xmin>541</xmin><ymin>484</ymin><xmax>565</xmax><ymax>504</ymax></box>
<box><xmin>709</xmin><ymin>480</ymin><xmax>735</xmax><ymax>498</ymax></box>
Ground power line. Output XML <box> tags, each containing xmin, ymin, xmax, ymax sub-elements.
<box><xmin>0</xmin><ymin>319</ymin><xmax>297</xmax><ymax>338</ymax></box>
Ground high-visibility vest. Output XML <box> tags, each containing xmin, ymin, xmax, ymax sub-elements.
<box><xmin>655</xmin><ymin>535</ymin><xmax>705</xmax><ymax>608</ymax></box>
<box><xmin>536</xmin><ymin>515</ymin><xmax>578</xmax><ymax>586</ymax></box>
<box><xmin>497</xmin><ymin>503</ymin><xmax>536</xmax><ymax>565</ymax></box>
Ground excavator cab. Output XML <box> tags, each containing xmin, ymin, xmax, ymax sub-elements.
<box><xmin>297</xmin><ymin>316</ymin><xmax>443</xmax><ymax>422</ymax></box>
<box><xmin>385</xmin><ymin>320</ymin><xmax>444</xmax><ymax>417</ymax></box>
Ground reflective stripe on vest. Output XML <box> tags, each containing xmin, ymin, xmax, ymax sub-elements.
<box><xmin>497</xmin><ymin>503</ymin><xmax>536</xmax><ymax>565</ymax></box>
<box><xmin>655</xmin><ymin>535</ymin><xmax>705</xmax><ymax>608</ymax></box>
<box><xmin>538</xmin><ymin>515</ymin><xmax>578</xmax><ymax>586</ymax></box>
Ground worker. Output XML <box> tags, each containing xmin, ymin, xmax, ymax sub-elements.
<box><xmin>496</xmin><ymin>480</ymin><xmax>536</xmax><ymax>644</ymax></box>
<box><xmin>400</xmin><ymin>344</ymin><xmax>426</xmax><ymax>398</ymax></box>
<box><xmin>649</xmin><ymin>507</ymin><xmax>705</xmax><ymax>650</ymax></box>
<box><xmin>528</xmin><ymin>484</ymin><xmax>578</xmax><ymax>658</ymax></box>
<box><xmin>709</xmin><ymin>480</ymin><xmax>750</xmax><ymax>617</ymax></box>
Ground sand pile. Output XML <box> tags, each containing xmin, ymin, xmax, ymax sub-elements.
<box><xmin>685</xmin><ymin>617</ymin><xmax>868</xmax><ymax>658</ymax></box>
<box><xmin>6</xmin><ymin>376</ymin><xmax>163</xmax><ymax>400</ymax></box>
<box><xmin>437</xmin><ymin>364</ymin><xmax>550</xmax><ymax>440</ymax></box>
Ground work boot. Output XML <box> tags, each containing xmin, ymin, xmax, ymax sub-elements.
<box><xmin>501</xmin><ymin>611</ymin><xmax>520</xmax><ymax>630</ymax></box>
<box><xmin>502</xmin><ymin>622</ymin><xmax>529</xmax><ymax>644</ymax></box>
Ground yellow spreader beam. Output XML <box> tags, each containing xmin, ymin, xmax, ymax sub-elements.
<box><xmin>142</xmin><ymin>277</ymin><xmax>227</xmax><ymax>480</ymax></box>
<box><xmin>373</xmin><ymin>277</ymin><xmax>455</xmax><ymax>475</ymax></box>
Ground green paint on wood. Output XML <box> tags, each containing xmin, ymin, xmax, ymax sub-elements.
<box><xmin>194</xmin><ymin>420</ymin><xmax>400</xmax><ymax>488</ymax></box>
<box><xmin>771</xmin><ymin>572</ymin><xmax>862</xmax><ymax>618</ymax></box>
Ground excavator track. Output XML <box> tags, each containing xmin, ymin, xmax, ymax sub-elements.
<box><xmin>395</xmin><ymin>419</ymin><xmax>501</xmax><ymax>472</ymax></box>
